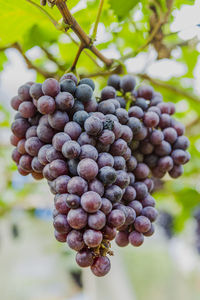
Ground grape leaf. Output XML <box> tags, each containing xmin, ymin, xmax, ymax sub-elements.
<box><xmin>108</xmin><ymin>0</ymin><xmax>139</xmax><ymax>20</ymax></box>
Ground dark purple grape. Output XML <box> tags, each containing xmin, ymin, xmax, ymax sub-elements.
<box><xmin>134</xmin><ymin>163</ymin><xmax>150</xmax><ymax>179</ymax></box>
<box><xmin>18</xmin><ymin>166</ymin><xmax>30</xmax><ymax>176</ymax></box>
<box><xmin>49</xmin><ymin>159</ymin><xmax>68</xmax><ymax>178</ymax></box>
<box><xmin>173</xmin><ymin>136</ymin><xmax>189</xmax><ymax>150</ymax></box>
<box><xmin>84</xmin><ymin>99</ymin><xmax>98</xmax><ymax>112</ymax></box>
<box><xmin>37</xmin><ymin>123</ymin><xmax>54</xmax><ymax>143</ymax></box>
<box><xmin>88</xmin><ymin>210</ymin><xmax>106</xmax><ymax>230</ymax></box>
<box><xmin>67</xmin><ymin>176</ymin><xmax>88</xmax><ymax>196</ymax></box>
<box><xmin>99</xmin><ymin>130</ymin><xmax>115</xmax><ymax>145</ymax></box>
<box><xmin>142</xmin><ymin>206</ymin><xmax>158</xmax><ymax>222</ymax></box>
<box><xmin>25</xmin><ymin>137</ymin><xmax>43</xmax><ymax>156</ymax></box>
<box><xmin>77</xmin><ymin>132</ymin><xmax>96</xmax><ymax>146</ymax></box>
<box><xmin>18</xmin><ymin>84</ymin><xmax>31</xmax><ymax>101</ymax></box>
<box><xmin>89</xmin><ymin>179</ymin><xmax>104</xmax><ymax>197</ymax></box>
<box><xmin>123</xmin><ymin>147</ymin><xmax>132</xmax><ymax>161</ymax></box>
<box><xmin>103</xmin><ymin>225</ymin><xmax>117</xmax><ymax>240</ymax></box>
<box><xmin>66</xmin><ymin>194</ymin><xmax>80</xmax><ymax>209</ymax></box>
<box><xmin>110</xmin><ymin>139</ymin><xmax>127</xmax><ymax>156</ymax></box>
<box><xmin>159</xmin><ymin>114</ymin><xmax>171</xmax><ymax>128</ymax></box>
<box><xmin>11</xmin><ymin>95</ymin><xmax>22</xmax><ymax>110</ymax></box>
<box><xmin>53</xmin><ymin>214</ymin><xmax>71</xmax><ymax>234</ymax></box>
<box><xmin>91</xmin><ymin>256</ymin><xmax>111</xmax><ymax>277</ymax></box>
<box><xmin>81</xmin><ymin>191</ymin><xmax>102</xmax><ymax>213</ymax></box>
<box><xmin>115</xmin><ymin>170</ymin><xmax>130</xmax><ymax>189</ymax></box>
<box><xmin>171</xmin><ymin>119</ymin><xmax>185</xmax><ymax>136</ymax></box>
<box><xmin>54</xmin><ymin>194</ymin><xmax>70</xmax><ymax>214</ymax></box>
<box><xmin>169</xmin><ymin>164</ymin><xmax>183</xmax><ymax>178</ymax></box>
<box><xmin>80</xmin><ymin>145</ymin><xmax>98</xmax><ymax>161</ymax></box>
<box><xmin>52</xmin><ymin>132</ymin><xmax>71</xmax><ymax>152</ymax></box>
<box><xmin>11</xmin><ymin>119</ymin><xmax>30</xmax><ymax>138</ymax></box>
<box><xmin>54</xmin><ymin>231</ymin><xmax>68</xmax><ymax>243</ymax></box>
<box><xmin>55</xmin><ymin>175</ymin><xmax>71</xmax><ymax>194</ymax></box>
<box><xmin>77</xmin><ymin>158</ymin><xmax>98</xmax><ymax>181</ymax></box>
<box><xmin>60</xmin><ymin>79</ymin><xmax>76</xmax><ymax>95</ymax></box>
<box><xmin>18</xmin><ymin>101</ymin><xmax>36</xmax><ymax>118</ymax></box>
<box><xmin>97</xmin><ymin>153</ymin><xmax>114</xmax><ymax>168</ymax></box>
<box><xmin>46</xmin><ymin>147</ymin><xmax>64</xmax><ymax>163</ymax></box>
<box><xmin>120</xmin><ymin>75</ymin><xmax>136</xmax><ymax>92</ymax></box>
<box><xmin>141</xmin><ymin>194</ymin><xmax>155</xmax><ymax>207</ymax></box>
<box><xmin>79</xmin><ymin>78</ymin><xmax>95</xmax><ymax>90</ymax></box>
<box><xmin>155</xmin><ymin>141</ymin><xmax>171</xmax><ymax>156</ymax></box>
<box><xmin>98</xmin><ymin>166</ymin><xmax>117</xmax><ymax>185</ymax></box>
<box><xmin>137</xmin><ymin>85</ymin><xmax>153</xmax><ymax>100</ymax></box>
<box><xmin>127</xmin><ymin>117</ymin><xmax>142</xmax><ymax>135</ymax></box>
<box><xmin>30</xmin><ymin>83</ymin><xmax>43</xmax><ymax>99</ymax></box>
<box><xmin>48</xmin><ymin>110</ymin><xmax>69</xmax><ymax>130</ymax></box>
<box><xmin>84</xmin><ymin>116</ymin><xmax>103</xmax><ymax>135</ymax></box>
<box><xmin>171</xmin><ymin>149</ymin><xmax>188</xmax><ymax>165</ymax></box>
<box><xmin>134</xmin><ymin>124</ymin><xmax>148</xmax><ymax>141</ymax></box>
<box><xmin>113</xmin><ymin>156</ymin><xmax>126</xmax><ymax>170</ymax></box>
<box><xmin>115</xmin><ymin>108</ymin><xmax>129</xmax><ymax>124</ymax></box>
<box><xmin>55</xmin><ymin>92</ymin><xmax>74</xmax><ymax>111</ymax></box>
<box><xmin>100</xmin><ymin>198</ymin><xmax>112</xmax><ymax>215</ymax></box>
<box><xmin>128</xmin><ymin>172</ymin><xmax>135</xmax><ymax>186</ymax></box>
<box><xmin>121</xmin><ymin>125</ymin><xmax>133</xmax><ymax>143</ymax></box>
<box><xmin>134</xmin><ymin>216</ymin><xmax>151</xmax><ymax>233</ymax></box>
<box><xmin>101</xmin><ymin>86</ymin><xmax>116</xmax><ymax>100</ymax></box>
<box><xmin>37</xmin><ymin>95</ymin><xmax>55</xmax><ymax>114</ymax></box>
<box><xmin>19</xmin><ymin>154</ymin><xmax>32</xmax><ymax>171</ymax></box>
<box><xmin>25</xmin><ymin>126</ymin><xmax>37</xmax><ymax>139</ymax></box>
<box><xmin>143</xmin><ymin>112</ymin><xmax>159</xmax><ymax>128</ymax></box>
<box><xmin>70</xmin><ymin>100</ymin><xmax>84</xmax><ymax>116</ymax></box>
<box><xmin>43</xmin><ymin>164</ymin><xmax>56</xmax><ymax>181</ymax></box>
<box><xmin>150</xmin><ymin>130</ymin><xmax>164</xmax><ymax>145</ymax></box>
<box><xmin>142</xmin><ymin>178</ymin><xmax>154</xmax><ymax>193</ymax></box>
<box><xmin>83</xmin><ymin>229</ymin><xmax>103</xmax><ymax>248</ymax></box>
<box><xmin>38</xmin><ymin>144</ymin><xmax>52</xmax><ymax>165</ymax></box>
<box><xmin>64</xmin><ymin>121</ymin><xmax>82</xmax><ymax>140</ymax></box>
<box><xmin>12</xmin><ymin>148</ymin><xmax>21</xmax><ymax>163</ymax></box>
<box><xmin>107</xmin><ymin>209</ymin><xmax>125</xmax><ymax>228</ymax></box>
<box><xmin>115</xmin><ymin>231</ymin><xmax>129</xmax><ymax>247</ymax></box>
<box><xmin>67</xmin><ymin>208</ymin><xmax>87</xmax><ymax>230</ymax></box>
<box><xmin>75</xmin><ymin>84</ymin><xmax>93</xmax><ymax>103</ymax></box>
<box><xmin>129</xmin><ymin>231</ymin><xmax>144</xmax><ymax>246</ymax></box>
<box><xmin>129</xmin><ymin>106</ymin><xmax>144</xmax><ymax>119</ymax></box>
<box><xmin>76</xmin><ymin>250</ymin><xmax>94</xmax><ymax>267</ymax></box>
<box><xmin>10</xmin><ymin>134</ymin><xmax>21</xmax><ymax>146</ymax></box>
<box><xmin>158</xmin><ymin>156</ymin><xmax>173</xmax><ymax>172</ymax></box>
<box><xmin>129</xmin><ymin>200</ymin><xmax>142</xmax><ymax>216</ymax></box>
<box><xmin>62</xmin><ymin>141</ymin><xmax>81</xmax><ymax>159</ymax></box>
<box><xmin>67</xmin><ymin>230</ymin><xmax>84</xmax><ymax>251</ymax></box>
<box><xmin>140</xmin><ymin>140</ymin><xmax>154</xmax><ymax>155</ymax></box>
<box><xmin>135</xmin><ymin>98</ymin><xmax>148</xmax><ymax>111</ymax></box>
<box><xmin>163</xmin><ymin>127</ymin><xmax>177</xmax><ymax>144</ymax></box>
<box><xmin>96</xmin><ymin>142</ymin><xmax>110</xmax><ymax>153</ymax></box>
<box><xmin>17</xmin><ymin>139</ymin><xmax>26</xmax><ymax>154</ymax></box>
<box><xmin>123</xmin><ymin>186</ymin><xmax>136</xmax><ymax>203</ymax></box>
<box><xmin>42</xmin><ymin>78</ymin><xmax>60</xmax><ymax>97</ymax></box>
<box><xmin>143</xmin><ymin>224</ymin><xmax>155</xmax><ymax>237</ymax></box>
<box><xmin>144</xmin><ymin>154</ymin><xmax>158</xmax><ymax>168</ymax></box>
<box><xmin>116</xmin><ymin>96</ymin><xmax>126</xmax><ymax>108</ymax></box>
<box><xmin>126</xmin><ymin>156</ymin><xmax>137</xmax><ymax>172</ymax></box>
<box><xmin>133</xmin><ymin>182</ymin><xmax>148</xmax><ymax>200</ymax></box>
<box><xmin>31</xmin><ymin>157</ymin><xmax>44</xmax><ymax>173</ymax></box>
<box><xmin>112</xmin><ymin>121</ymin><xmax>122</xmax><ymax>139</ymax></box>
<box><xmin>104</xmin><ymin>185</ymin><xmax>123</xmax><ymax>202</ymax></box>
<box><xmin>125</xmin><ymin>206</ymin><xmax>136</xmax><ymax>225</ymax></box>
<box><xmin>98</xmin><ymin>100</ymin><xmax>115</xmax><ymax>115</ymax></box>
<box><xmin>107</xmin><ymin>75</ymin><xmax>121</xmax><ymax>90</ymax></box>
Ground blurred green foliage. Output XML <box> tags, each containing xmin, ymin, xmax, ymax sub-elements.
<box><xmin>0</xmin><ymin>0</ymin><xmax>199</xmax><ymax>233</ymax></box>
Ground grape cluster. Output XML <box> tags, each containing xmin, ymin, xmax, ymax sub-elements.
<box><xmin>10</xmin><ymin>73</ymin><xmax>190</xmax><ymax>277</ymax></box>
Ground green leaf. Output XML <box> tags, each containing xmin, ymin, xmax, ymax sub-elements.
<box><xmin>0</xmin><ymin>52</ymin><xmax>8</xmax><ymax>71</ymax></box>
<box><xmin>108</xmin><ymin>0</ymin><xmax>139</xmax><ymax>20</ymax></box>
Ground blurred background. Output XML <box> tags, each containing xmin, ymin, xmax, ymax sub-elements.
<box><xmin>1</xmin><ymin>0</ymin><xmax>200</xmax><ymax>299</ymax></box>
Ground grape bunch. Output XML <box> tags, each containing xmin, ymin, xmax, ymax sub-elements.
<box><xmin>10</xmin><ymin>72</ymin><xmax>190</xmax><ymax>277</ymax></box>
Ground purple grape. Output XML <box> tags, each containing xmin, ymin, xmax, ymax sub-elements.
<box><xmin>38</xmin><ymin>144</ymin><xmax>52</xmax><ymax>165</ymax></box>
<box><xmin>48</xmin><ymin>110</ymin><xmax>69</xmax><ymax>130</ymax></box>
<box><xmin>84</xmin><ymin>116</ymin><xmax>103</xmax><ymax>135</ymax></box>
<box><xmin>54</xmin><ymin>231</ymin><xmax>67</xmax><ymax>243</ymax></box>
<box><xmin>53</xmin><ymin>214</ymin><xmax>71</xmax><ymax>234</ymax></box>
<box><xmin>134</xmin><ymin>163</ymin><xmax>150</xmax><ymax>179</ymax></box>
<box><xmin>126</xmin><ymin>156</ymin><xmax>137</xmax><ymax>172</ymax></box>
<box><xmin>100</xmin><ymin>198</ymin><xmax>112</xmax><ymax>215</ymax></box>
<box><xmin>127</xmin><ymin>117</ymin><xmax>142</xmax><ymax>135</ymax></box>
<box><xmin>143</xmin><ymin>111</ymin><xmax>159</xmax><ymax>128</ymax></box>
<box><xmin>64</xmin><ymin>121</ymin><xmax>82</xmax><ymax>140</ymax></box>
<box><xmin>42</xmin><ymin>78</ymin><xmax>60</xmax><ymax>97</ymax></box>
<box><xmin>128</xmin><ymin>200</ymin><xmax>143</xmax><ymax>216</ymax></box>
<box><xmin>67</xmin><ymin>230</ymin><xmax>84</xmax><ymax>251</ymax></box>
<box><xmin>124</xmin><ymin>206</ymin><xmax>136</xmax><ymax>225</ymax></box>
<box><xmin>171</xmin><ymin>149</ymin><xmax>188</xmax><ymax>165</ymax></box>
<box><xmin>97</xmin><ymin>153</ymin><xmax>114</xmax><ymax>169</ymax></box>
<box><xmin>11</xmin><ymin>95</ymin><xmax>22</xmax><ymax>110</ymax></box>
<box><xmin>52</xmin><ymin>132</ymin><xmax>71</xmax><ymax>152</ymax></box>
<box><xmin>144</xmin><ymin>154</ymin><xmax>158</xmax><ymax>168</ymax></box>
<box><xmin>60</xmin><ymin>73</ymin><xmax>77</xmax><ymax>85</ymax></box>
<box><xmin>115</xmin><ymin>170</ymin><xmax>130</xmax><ymax>189</ymax></box>
<box><xmin>54</xmin><ymin>194</ymin><xmax>70</xmax><ymax>214</ymax></box>
<box><xmin>91</xmin><ymin>256</ymin><xmax>111</xmax><ymax>277</ymax></box>
<box><xmin>140</xmin><ymin>194</ymin><xmax>155</xmax><ymax>207</ymax></box>
<box><xmin>108</xmin><ymin>75</ymin><xmax>121</xmax><ymax>90</ymax></box>
<box><xmin>98</xmin><ymin>166</ymin><xmax>117</xmax><ymax>185</ymax></box>
<box><xmin>84</xmin><ymin>99</ymin><xmax>98</xmax><ymax>112</ymax></box>
<box><xmin>81</xmin><ymin>191</ymin><xmax>102</xmax><ymax>213</ymax></box>
<box><xmin>77</xmin><ymin>158</ymin><xmax>98</xmax><ymax>181</ymax></box>
<box><xmin>37</xmin><ymin>123</ymin><xmax>55</xmax><ymax>143</ymax></box>
<box><xmin>66</xmin><ymin>194</ymin><xmax>80</xmax><ymax>209</ymax></box>
<box><xmin>155</xmin><ymin>141</ymin><xmax>172</xmax><ymax>156</ymax></box>
<box><xmin>67</xmin><ymin>176</ymin><xmax>88</xmax><ymax>196</ymax></box>
<box><xmin>163</xmin><ymin>127</ymin><xmax>177</xmax><ymax>144</ymax></box>
<box><xmin>171</xmin><ymin>119</ymin><xmax>185</xmax><ymax>136</ymax></box>
<box><xmin>17</xmin><ymin>139</ymin><xmax>26</xmax><ymax>154</ymax></box>
<box><xmin>62</xmin><ymin>141</ymin><xmax>81</xmax><ymax>159</ymax></box>
<box><xmin>128</xmin><ymin>172</ymin><xmax>135</xmax><ymax>186</ymax></box>
<box><xmin>25</xmin><ymin>126</ymin><xmax>37</xmax><ymax>139</ymax></box>
<box><xmin>134</xmin><ymin>216</ymin><xmax>151</xmax><ymax>233</ymax></box>
<box><xmin>113</xmin><ymin>156</ymin><xmax>126</xmax><ymax>170</ymax></box>
<box><xmin>150</xmin><ymin>130</ymin><xmax>164</xmax><ymax>145</ymax></box>
<box><xmin>75</xmin><ymin>84</ymin><xmax>93</xmax><ymax>103</ymax></box>
<box><xmin>49</xmin><ymin>159</ymin><xmax>68</xmax><ymax>178</ymax></box>
<box><xmin>108</xmin><ymin>209</ymin><xmax>125</xmax><ymax>228</ymax></box>
<box><xmin>135</xmin><ymin>98</ymin><xmax>148</xmax><ymax>111</ymax></box>
<box><xmin>101</xmin><ymin>86</ymin><xmax>116</xmax><ymax>100</ymax></box>
<box><xmin>133</xmin><ymin>182</ymin><xmax>148</xmax><ymax>199</ymax></box>
<box><xmin>173</xmin><ymin>136</ymin><xmax>189</xmax><ymax>150</ymax></box>
<box><xmin>98</xmin><ymin>100</ymin><xmax>115</xmax><ymax>115</ymax></box>
<box><xmin>11</xmin><ymin>119</ymin><xmax>30</xmax><ymax>138</ymax></box>
<box><xmin>19</xmin><ymin>154</ymin><xmax>32</xmax><ymax>171</ymax></box>
<box><xmin>140</xmin><ymin>140</ymin><xmax>154</xmax><ymax>155</ymax></box>
<box><xmin>80</xmin><ymin>144</ymin><xmax>98</xmax><ymax>161</ymax></box>
<box><xmin>30</xmin><ymin>83</ymin><xmax>43</xmax><ymax>99</ymax></box>
<box><xmin>103</xmin><ymin>225</ymin><xmax>117</xmax><ymax>240</ymax></box>
<box><xmin>43</xmin><ymin>164</ymin><xmax>55</xmax><ymax>181</ymax></box>
<box><xmin>169</xmin><ymin>164</ymin><xmax>183</xmax><ymax>178</ymax></box>
<box><xmin>18</xmin><ymin>101</ymin><xmax>36</xmax><ymax>118</ymax></box>
<box><xmin>134</xmin><ymin>124</ymin><xmax>148</xmax><ymax>140</ymax></box>
<box><xmin>143</xmin><ymin>224</ymin><xmax>155</xmax><ymax>237</ymax></box>
<box><xmin>12</xmin><ymin>148</ymin><xmax>21</xmax><ymax>163</ymax></box>
<box><xmin>129</xmin><ymin>231</ymin><xmax>144</xmax><ymax>246</ymax></box>
<box><xmin>120</xmin><ymin>75</ymin><xmax>136</xmax><ymax>92</ymax></box>
<box><xmin>37</xmin><ymin>95</ymin><xmax>55</xmax><ymax>114</ymax></box>
<box><xmin>67</xmin><ymin>208</ymin><xmax>87</xmax><ymax>230</ymax></box>
<box><xmin>159</xmin><ymin>114</ymin><xmax>171</xmax><ymax>128</ymax></box>
<box><xmin>121</xmin><ymin>125</ymin><xmax>133</xmax><ymax>143</ymax></box>
<box><xmin>112</xmin><ymin>121</ymin><xmax>122</xmax><ymax>139</ymax></box>
<box><xmin>88</xmin><ymin>210</ymin><xmax>106</xmax><ymax>230</ymax></box>
<box><xmin>18</xmin><ymin>84</ymin><xmax>31</xmax><ymax>101</ymax></box>
<box><xmin>31</xmin><ymin>157</ymin><xmax>44</xmax><ymax>173</ymax></box>
<box><xmin>129</xmin><ymin>106</ymin><xmax>144</xmax><ymax>119</ymax></box>
<box><xmin>55</xmin><ymin>175</ymin><xmax>71</xmax><ymax>193</ymax></box>
<box><xmin>115</xmin><ymin>231</ymin><xmax>129</xmax><ymax>247</ymax></box>
<box><xmin>89</xmin><ymin>179</ymin><xmax>104</xmax><ymax>197</ymax></box>
<box><xmin>137</xmin><ymin>85</ymin><xmax>154</xmax><ymax>100</ymax></box>
<box><xmin>76</xmin><ymin>250</ymin><xmax>94</xmax><ymax>267</ymax></box>
<box><xmin>77</xmin><ymin>132</ymin><xmax>96</xmax><ymax>146</ymax></box>
<box><xmin>99</xmin><ymin>130</ymin><xmax>115</xmax><ymax>145</ymax></box>
<box><xmin>142</xmin><ymin>206</ymin><xmax>158</xmax><ymax>222</ymax></box>
<box><xmin>55</xmin><ymin>92</ymin><xmax>74</xmax><ymax>111</ymax></box>
<box><xmin>158</xmin><ymin>156</ymin><xmax>173</xmax><ymax>172</ymax></box>
<box><xmin>110</xmin><ymin>139</ymin><xmax>127</xmax><ymax>156</ymax></box>
<box><xmin>25</xmin><ymin>137</ymin><xmax>43</xmax><ymax>156</ymax></box>
<box><xmin>123</xmin><ymin>186</ymin><xmax>136</xmax><ymax>203</ymax></box>
<box><xmin>83</xmin><ymin>229</ymin><xmax>103</xmax><ymax>248</ymax></box>
<box><xmin>104</xmin><ymin>185</ymin><xmax>123</xmax><ymax>202</ymax></box>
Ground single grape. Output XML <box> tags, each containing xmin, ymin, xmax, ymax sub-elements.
<box><xmin>54</xmin><ymin>231</ymin><xmax>68</xmax><ymax>243</ymax></box>
<box><xmin>88</xmin><ymin>179</ymin><xmax>104</xmax><ymax>197</ymax></box>
<box><xmin>142</xmin><ymin>206</ymin><xmax>158</xmax><ymax>222</ymax></box>
<box><xmin>67</xmin><ymin>208</ymin><xmax>87</xmax><ymax>230</ymax></box>
<box><xmin>37</xmin><ymin>95</ymin><xmax>55</xmax><ymax>114</ymax></box>
<box><xmin>171</xmin><ymin>149</ymin><xmax>188</xmax><ymax>165</ymax></box>
<box><xmin>37</xmin><ymin>123</ymin><xmax>55</xmax><ymax>143</ymax></box>
<box><xmin>126</xmin><ymin>156</ymin><xmax>137</xmax><ymax>172</ymax></box>
<box><xmin>98</xmin><ymin>101</ymin><xmax>115</xmax><ymax>115</ymax></box>
<box><xmin>55</xmin><ymin>175</ymin><xmax>71</xmax><ymax>194</ymax></box>
<box><xmin>143</xmin><ymin>112</ymin><xmax>159</xmax><ymax>128</ymax></box>
<box><xmin>77</xmin><ymin>132</ymin><xmax>96</xmax><ymax>146</ymax></box>
<box><xmin>11</xmin><ymin>96</ymin><xmax>22</xmax><ymax>111</ymax></box>
<box><xmin>113</xmin><ymin>156</ymin><xmax>126</xmax><ymax>170</ymax></box>
<box><xmin>133</xmin><ymin>182</ymin><xmax>148</xmax><ymax>200</ymax></box>
<box><xmin>115</xmin><ymin>170</ymin><xmax>130</xmax><ymax>189</ymax></box>
<box><xmin>121</xmin><ymin>125</ymin><xmax>133</xmax><ymax>143</ymax></box>
<box><xmin>101</xmin><ymin>86</ymin><xmax>116</xmax><ymax>100</ymax></box>
<box><xmin>12</xmin><ymin>148</ymin><xmax>21</xmax><ymax>164</ymax></box>
<box><xmin>88</xmin><ymin>210</ymin><xmax>106</xmax><ymax>230</ymax></box>
<box><xmin>107</xmin><ymin>209</ymin><xmax>125</xmax><ymax>228</ymax></box>
<box><xmin>173</xmin><ymin>136</ymin><xmax>190</xmax><ymax>150</ymax></box>
<box><xmin>54</xmin><ymin>194</ymin><xmax>70</xmax><ymax>214</ymax></box>
<box><xmin>55</xmin><ymin>92</ymin><xmax>74</xmax><ymax>111</ymax></box>
<box><xmin>67</xmin><ymin>176</ymin><xmax>88</xmax><ymax>196</ymax></box>
<box><xmin>169</xmin><ymin>164</ymin><xmax>184</xmax><ymax>178</ymax></box>
<box><xmin>53</xmin><ymin>214</ymin><xmax>71</xmax><ymax>234</ymax></box>
<box><xmin>11</xmin><ymin>119</ymin><xmax>30</xmax><ymax>138</ymax></box>
<box><xmin>115</xmin><ymin>231</ymin><xmax>129</xmax><ymax>247</ymax></box>
<box><xmin>100</xmin><ymin>198</ymin><xmax>112</xmax><ymax>215</ymax></box>
<box><xmin>62</xmin><ymin>140</ymin><xmax>81</xmax><ymax>159</ymax></box>
<box><xmin>137</xmin><ymin>85</ymin><xmax>154</xmax><ymax>100</ymax></box>
<box><xmin>30</xmin><ymin>83</ymin><xmax>43</xmax><ymax>99</ymax></box>
<box><xmin>66</xmin><ymin>194</ymin><xmax>80</xmax><ymax>209</ymax></box>
<box><xmin>18</xmin><ymin>84</ymin><xmax>31</xmax><ymax>101</ymax></box>
<box><xmin>25</xmin><ymin>137</ymin><xmax>44</xmax><ymax>156</ymax></box>
<box><xmin>129</xmin><ymin>231</ymin><xmax>144</xmax><ymax>246</ymax></box>
<box><xmin>19</xmin><ymin>154</ymin><xmax>32</xmax><ymax>171</ymax></box>
<box><xmin>46</xmin><ymin>147</ymin><xmax>64</xmax><ymax>162</ymax></box>
<box><xmin>158</xmin><ymin>156</ymin><xmax>173</xmax><ymax>172</ymax></box>
<box><xmin>134</xmin><ymin>163</ymin><xmax>150</xmax><ymax>180</ymax></box>
<box><xmin>79</xmin><ymin>78</ymin><xmax>95</xmax><ymax>90</ymax></box>
<box><xmin>60</xmin><ymin>79</ymin><xmax>76</xmax><ymax>95</ymax></box>
<box><xmin>123</xmin><ymin>186</ymin><xmax>136</xmax><ymax>203</ymax></box>
<box><xmin>10</xmin><ymin>134</ymin><xmax>21</xmax><ymax>146</ymax></box>
<box><xmin>38</xmin><ymin>144</ymin><xmax>52</xmax><ymax>165</ymax></box>
<box><xmin>25</xmin><ymin>126</ymin><xmax>37</xmax><ymax>139</ymax></box>
<box><xmin>84</xmin><ymin>116</ymin><xmax>103</xmax><ymax>135</ymax></box>
<box><xmin>128</xmin><ymin>106</ymin><xmax>144</xmax><ymax>119</ymax></box>
<box><xmin>48</xmin><ymin>110</ymin><xmax>69</xmax><ymax>130</ymax></box>
<box><xmin>31</xmin><ymin>157</ymin><xmax>44</xmax><ymax>173</ymax></box>
<box><xmin>127</xmin><ymin>117</ymin><xmax>142</xmax><ymax>135</ymax></box>
<box><xmin>98</xmin><ymin>166</ymin><xmax>117</xmax><ymax>185</ymax></box>
<box><xmin>155</xmin><ymin>141</ymin><xmax>172</xmax><ymax>156</ymax></box>
<box><xmin>67</xmin><ymin>230</ymin><xmax>84</xmax><ymax>251</ymax></box>
<box><xmin>128</xmin><ymin>200</ymin><xmax>143</xmax><ymax>216</ymax></box>
<box><xmin>49</xmin><ymin>159</ymin><xmax>68</xmax><ymax>178</ymax></box>
<box><xmin>76</xmin><ymin>250</ymin><xmax>94</xmax><ymax>267</ymax></box>
<box><xmin>81</xmin><ymin>191</ymin><xmax>102</xmax><ymax>213</ymax></box>
<box><xmin>52</xmin><ymin>132</ymin><xmax>71</xmax><ymax>152</ymax></box>
<box><xmin>120</xmin><ymin>75</ymin><xmax>136</xmax><ymax>92</ymax></box>
<box><xmin>42</xmin><ymin>78</ymin><xmax>60</xmax><ymax>97</ymax></box>
<box><xmin>150</xmin><ymin>130</ymin><xmax>164</xmax><ymax>145</ymax></box>
<box><xmin>163</xmin><ymin>127</ymin><xmax>177</xmax><ymax>144</ymax></box>
<box><xmin>64</xmin><ymin>121</ymin><xmax>82</xmax><ymax>141</ymax></box>
<box><xmin>103</xmin><ymin>225</ymin><xmax>117</xmax><ymax>240</ymax></box>
<box><xmin>60</xmin><ymin>73</ymin><xmax>77</xmax><ymax>85</ymax></box>
<box><xmin>107</xmin><ymin>74</ymin><xmax>121</xmax><ymax>90</ymax></box>
<box><xmin>80</xmin><ymin>144</ymin><xmax>98</xmax><ymax>161</ymax></box>
<box><xmin>104</xmin><ymin>185</ymin><xmax>123</xmax><ymax>203</ymax></box>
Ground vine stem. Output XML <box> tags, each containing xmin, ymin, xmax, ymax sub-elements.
<box><xmin>55</xmin><ymin>0</ymin><xmax>113</xmax><ymax>67</ymax></box>
<box><xmin>91</xmin><ymin>0</ymin><xmax>104</xmax><ymax>41</ymax></box>
<box><xmin>70</xmin><ymin>43</ymin><xmax>85</xmax><ymax>71</ymax></box>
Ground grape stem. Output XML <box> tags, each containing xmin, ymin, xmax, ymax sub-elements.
<box><xmin>55</xmin><ymin>0</ymin><xmax>113</xmax><ymax>67</ymax></box>
<box><xmin>91</xmin><ymin>0</ymin><xmax>104</xmax><ymax>41</ymax></box>
<box><xmin>70</xmin><ymin>43</ymin><xmax>85</xmax><ymax>71</ymax></box>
